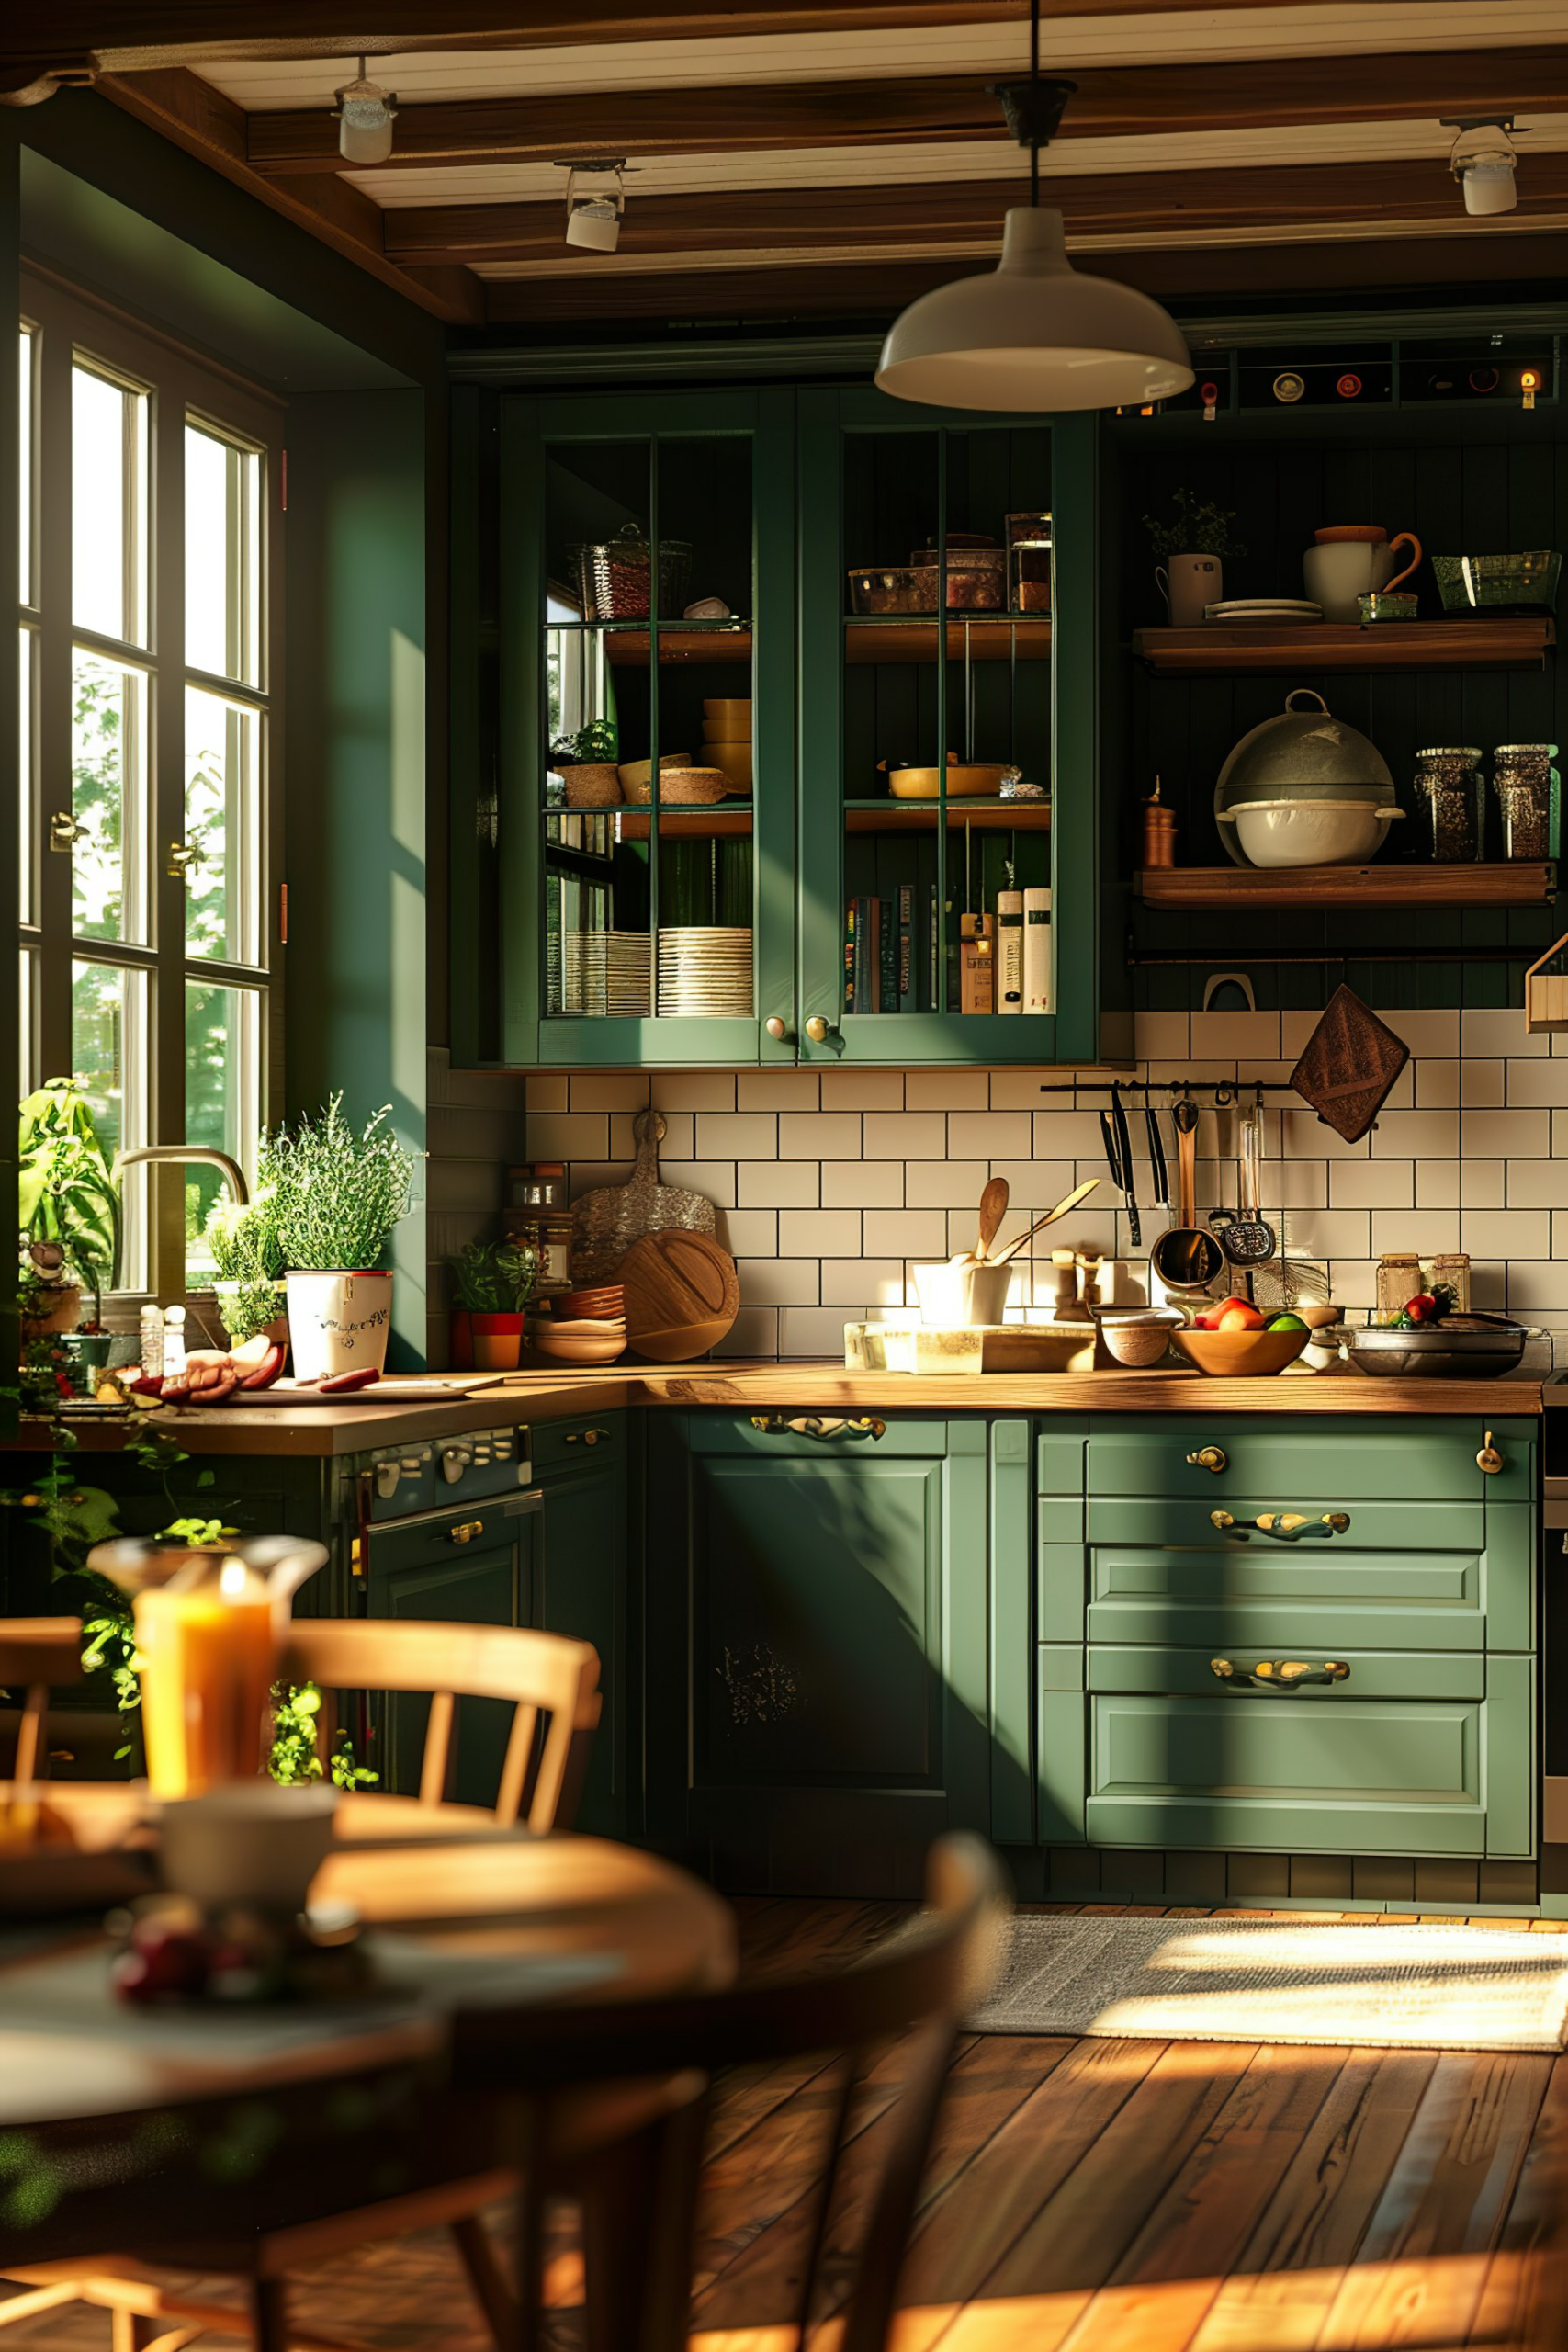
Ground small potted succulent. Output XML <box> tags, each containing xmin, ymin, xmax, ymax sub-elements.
<box><xmin>549</xmin><ymin>718</ymin><xmax>621</xmax><ymax>809</ymax></box>
<box><xmin>260</xmin><ymin>1096</ymin><xmax>419</xmax><ymax>1382</ymax></box>
<box><xmin>17</xmin><ymin>1080</ymin><xmax>120</xmax><ymax>1377</ymax></box>
<box><xmin>1143</xmin><ymin>491</ymin><xmax>1247</xmax><ymax>625</ymax></box>
<box><xmin>449</xmin><ymin>1238</ymin><xmax>538</xmax><ymax>1371</ymax></box>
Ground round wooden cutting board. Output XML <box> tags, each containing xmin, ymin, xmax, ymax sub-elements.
<box><xmin>620</xmin><ymin>1229</ymin><xmax>741</xmax><ymax>1361</ymax></box>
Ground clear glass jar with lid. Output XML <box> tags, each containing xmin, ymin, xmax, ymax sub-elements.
<box><xmin>1412</xmin><ymin>747</ymin><xmax>1484</xmax><ymax>862</ymax></box>
<box><xmin>1492</xmin><ymin>743</ymin><xmax>1558</xmax><ymax>861</ymax></box>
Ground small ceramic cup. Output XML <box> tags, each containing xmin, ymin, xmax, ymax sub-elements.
<box><xmin>1359</xmin><ymin>591</ymin><xmax>1418</xmax><ymax>624</ymax></box>
<box><xmin>160</xmin><ymin>1781</ymin><xmax>339</xmax><ymax>1917</ymax></box>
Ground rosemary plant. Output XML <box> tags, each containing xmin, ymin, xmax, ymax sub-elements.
<box><xmin>260</xmin><ymin>1095</ymin><xmax>419</xmax><ymax>1272</ymax></box>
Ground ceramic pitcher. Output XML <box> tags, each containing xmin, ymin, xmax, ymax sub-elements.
<box><xmin>1303</xmin><ymin>530</ymin><xmax>1421</xmax><ymax>622</ymax></box>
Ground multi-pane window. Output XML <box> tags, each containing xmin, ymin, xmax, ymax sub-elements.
<box><xmin>17</xmin><ymin>278</ymin><xmax>282</xmax><ymax>1297</ymax></box>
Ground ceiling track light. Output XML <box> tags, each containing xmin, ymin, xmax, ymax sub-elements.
<box><xmin>875</xmin><ymin>0</ymin><xmax>1192</xmax><ymax>413</ymax></box>
<box><xmin>1442</xmin><ymin>114</ymin><xmax>1521</xmax><ymax>218</ymax></box>
<box><xmin>561</xmin><ymin>159</ymin><xmax>629</xmax><ymax>254</ymax></box>
<box><xmin>333</xmin><ymin>55</ymin><xmax>398</xmax><ymax>166</ymax></box>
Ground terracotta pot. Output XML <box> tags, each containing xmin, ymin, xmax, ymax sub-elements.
<box><xmin>450</xmin><ymin>1307</ymin><xmax>475</xmax><ymax>1370</ymax></box>
<box><xmin>20</xmin><ymin>1283</ymin><xmax>82</xmax><ymax>1340</ymax></box>
<box><xmin>470</xmin><ymin>1311</ymin><xmax>525</xmax><ymax>1371</ymax></box>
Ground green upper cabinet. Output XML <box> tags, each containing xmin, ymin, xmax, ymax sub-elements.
<box><xmin>469</xmin><ymin>380</ymin><xmax>1119</xmax><ymax>1068</ymax></box>
<box><xmin>795</xmin><ymin>389</ymin><xmax>1109</xmax><ymax>1066</ymax></box>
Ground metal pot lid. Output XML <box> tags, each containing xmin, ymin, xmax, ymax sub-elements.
<box><xmin>1214</xmin><ymin>690</ymin><xmax>1393</xmax><ymax>866</ymax></box>
<box><xmin>1348</xmin><ymin>1322</ymin><xmax>1523</xmax><ymax>1351</ymax></box>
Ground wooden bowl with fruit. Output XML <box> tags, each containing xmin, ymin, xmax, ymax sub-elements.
<box><xmin>1170</xmin><ymin>1295</ymin><xmax>1311</xmax><ymax>1377</ymax></box>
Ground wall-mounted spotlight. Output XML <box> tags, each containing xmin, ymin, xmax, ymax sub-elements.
<box><xmin>1443</xmin><ymin>115</ymin><xmax>1520</xmax><ymax>218</ymax></box>
<box><xmin>333</xmin><ymin>57</ymin><xmax>398</xmax><ymax>166</ymax></box>
<box><xmin>561</xmin><ymin>160</ymin><xmax>627</xmax><ymax>253</ymax></box>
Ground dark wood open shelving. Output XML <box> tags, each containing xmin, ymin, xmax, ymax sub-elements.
<box><xmin>1133</xmin><ymin>617</ymin><xmax>1554</xmax><ymax>673</ymax></box>
<box><xmin>602</xmin><ymin>619</ymin><xmax>1054</xmax><ymax>668</ymax></box>
<box><xmin>1137</xmin><ymin>862</ymin><xmax>1556</xmax><ymax>910</ymax></box>
<box><xmin>615</xmin><ymin>798</ymin><xmax>1052</xmax><ymax>841</ymax></box>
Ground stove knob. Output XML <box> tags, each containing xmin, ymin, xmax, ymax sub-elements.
<box><xmin>441</xmin><ymin>1445</ymin><xmax>470</xmax><ymax>1485</ymax></box>
<box><xmin>375</xmin><ymin>1461</ymin><xmax>400</xmax><ymax>1500</ymax></box>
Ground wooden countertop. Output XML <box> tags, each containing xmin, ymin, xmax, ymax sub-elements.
<box><xmin>11</xmin><ymin>1362</ymin><xmax>1542</xmax><ymax>1456</ymax></box>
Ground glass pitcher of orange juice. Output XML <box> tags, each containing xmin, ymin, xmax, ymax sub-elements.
<box><xmin>88</xmin><ymin>1535</ymin><xmax>327</xmax><ymax>1797</ymax></box>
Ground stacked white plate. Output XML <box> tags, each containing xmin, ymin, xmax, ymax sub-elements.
<box><xmin>656</xmin><ymin>927</ymin><xmax>754</xmax><ymax>1018</ymax></box>
<box><xmin>556</xmin><ymin>930</ymin><xmax>652</xmax><ymax>1018</ymax></box>
<box><xmin>1204</xmin><ymin>598</ymin><xmax>1323</xmax><ymax>624</ymax></box>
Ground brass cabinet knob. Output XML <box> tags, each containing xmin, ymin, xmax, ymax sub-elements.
<box><xmin>1477</xmin><ymin>1430</ymin><xmax>1503</xmax><ymax>1475</ymax></box>
<box><xmin>1212</xmin><ymin>1657</ymin><xmax>1350</xmax><ymax>1692</ymax></box>
<box><xmin>765</xmin><ymin>1016</ymin><xmax>792</xmax><ymax>1042</ymax></box>
<box><xmin>804</xmin><ymin>1015</ymin><xmax>833</xmax><ymax>1045</ymax></box>
<box><xmin>565</xmin><ymin>1429</ymin><xmax>607</xmax><ymax>1446</ymax></box>
<box><xmin>447</xmin><ymin>1520</ymin><xmax>485</xmax><ymax>1544</ymax></box>
<box><xmin>1186</xmin><ymin>1446</ymin><xmax>1227</xmax><ymax>1474</ymax></box>
<box><xmin>1212</xmin><ymin>1508</ymin><xmax>1351</xmax><ymax>1543</ymax></box>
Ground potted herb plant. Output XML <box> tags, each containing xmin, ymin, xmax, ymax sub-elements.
<box><xmin>204</xmin><ymin>1188</ymin><xmax>288</xmax><ymax>1350</ymax></box>
<box><xmin>1143</xmin><ymin>491</ymin><xmax>1247</xmax><ymax>625</ymax></box>
<box><xmin>449</xmin><ymin>1238</ymin><xmax>538</xmax><ymax>1371</ymax></box>
<box><xmin>549</xmin><ymin>718</ymin><xmax>621</xmax><ymax>809</ymax></box>
<box><xmin>17</xmin><ymin>1079</ymin><xmax>120</xmax><ymax>1359</ymax></box>
<box><xmin>260</xmin><ymin>1097</ymin><xmax>418</xmax><ymax>1382</ymax></box>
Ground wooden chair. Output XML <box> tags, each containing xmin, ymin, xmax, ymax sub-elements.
<box><xmin>0</xmin><ymin>1617</ymin><xmax>604</xmax><ymax>2352</ymax></box>
<box><xmin>0</xmin><ymin>1616</ymin><xmax>85</xmax><ymax>1786</ymax></box>
<box><xmin>451</xmin><ymin>1830</ymin><xmax>1012</xmax><ymax>2352</ymax></box>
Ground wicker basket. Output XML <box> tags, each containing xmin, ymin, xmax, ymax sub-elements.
<box><xmin>617</xmin><ymin>752</ymin><xmax>691</xmax><ymax>796</ymax></box>
<box><xmin>558</xmin><ymin>763</ymin><xmax>623</xmax><ymax>808</ymax></box>
<box><xmin>623</xmin><ymin>765</ymin><xmax>730</xmax><ymax>807</ymax></box>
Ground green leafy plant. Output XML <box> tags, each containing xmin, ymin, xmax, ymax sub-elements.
<box><xmin>259</xmin><ymin>1095</ymin><xmax>419</xmax><ymax>1273</ymax></box>
<box><xmin>450</xmin><ymin>1238</ymin><xmax>538</xmax><ymax>1314</ymax></box>
<box><xmin>204</xmin><ymin>1186</ymin><xmax>286</xmax><ymax>1344</ymax></box>
<box><xmin>550</xmin><ymin>718</ymin><xmax>617</xmax><ymax>764</ymax></box>
<box><xmin>17</xmin><ymin>1079</ymin><xmax>120</xmax><ymax>1315</ymax></box>
<box><xmin>1142</xmin><ymin>491</ymin><xmax>1247</xmax><ymax>562</ymax></box>
<box><xmin>268</xmin><ymin>1680</ymin><xmax>378</xmax><ymax>1791</ymax></box>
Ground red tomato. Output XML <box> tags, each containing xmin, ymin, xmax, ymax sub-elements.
<box><xmin>1214</xmin><ymin>1299</ymin><xmax>1266</xmax><ymax>1331</ymax></box>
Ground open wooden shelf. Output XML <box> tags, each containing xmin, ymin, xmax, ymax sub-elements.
<box><xmin>1137</xmin><ymin>862</ymin><xmax>1557</xmax><ymax>910</ymax></box>
<box><xmin>1133</xmin><ymin>617</ymin><xmax>1554</xmax><ymax>673</ymax></box>
<box><xmin>615</xmin><ymin>798</ymin><xmax>1052</xmax><ymax>841</ymax></box>
<box><xmin>845</xmin><ymin>617</ymin><xmax>1050</xmax><ymax>664</ymax></box>
<box><xmin>604</xmin><ymin>628</ymin><xmax>752</xmax><ymax>666</ymax></box>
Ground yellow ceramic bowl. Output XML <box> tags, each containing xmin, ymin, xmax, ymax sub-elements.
<box><xmin>1170</xmin><ymin>1325</ymin><xmax>1311</xmax><ymax>1377</ymax></box>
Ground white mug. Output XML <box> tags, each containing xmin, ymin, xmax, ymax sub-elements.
<box><xmin>1156</xmin><ymin>553</ymin><xmax>1222</xmax><ymax>628</ymax></box>
<box><xmin>1303</xmin><ymin>531</ymin><xmax>1420</xmax><ymax>622</ymax></box>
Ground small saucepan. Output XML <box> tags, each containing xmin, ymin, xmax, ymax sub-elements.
<box><xmin>1149</xmin><ymin>1098</ymin><xmax>1225</xmax><ymax>1298</ymax></box>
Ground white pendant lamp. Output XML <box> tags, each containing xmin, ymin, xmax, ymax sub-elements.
<box><xmin>875</xmin><ymin>0</ymin><xmax>1194</xmax><ymax>413</ymax></box>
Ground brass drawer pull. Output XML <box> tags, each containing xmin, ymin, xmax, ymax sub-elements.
<box><xmin>1186</xmin><ymin>1446</ymin><xmax>1227</xmax><ymax>1474</ymax></box>
<box><xmin>447</xmin><ymin>1520</ymin><xmax>485</xmax><ymax>1544</ymax></box>
<box><xmin>1212</xmin><ymin>1657</ymin><xmax>1351</xmax><ymax>1692</ymax></box>
<box><xmin>1477</xmin><ymin>1430</ymin><xmax>1503</xmax><ymax>1475</ymax></box>
<box><xmin>1211</xmin><ymin>1509</ymin><xmax>1350</xmax><ymax>1543</ymax></box>
<box><xmin>565</xmin><ymin>1429</ymin><xmax>610</xmax><ymax>1446</ymax></box>
<box><xmin>749</xmin><ymin>1414</ymin><xmax>886</xmax><ymax>1442</ymax></box>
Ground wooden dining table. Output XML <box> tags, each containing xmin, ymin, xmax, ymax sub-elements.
<box><xmin>0</xmin><ymin>1803</ymin><xmax>735</xmax><ymax>2273</ymax></box>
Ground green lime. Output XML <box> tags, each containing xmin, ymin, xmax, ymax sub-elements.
<box><xmin>1267</xmin><ymin>1313</ymin><xmax>1307</xmax><ymax>1333</ymax></box>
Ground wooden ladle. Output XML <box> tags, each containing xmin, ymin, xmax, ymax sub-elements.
<box><xmin>974</xmin><ymin>1177</ymin><xmax>1010</xmax><ymax>1262</ymax></box>
<box><xmin>988</xmin><ymin>1178</ymin><xmax>1101</xmax><ymax>1267</ymax></box>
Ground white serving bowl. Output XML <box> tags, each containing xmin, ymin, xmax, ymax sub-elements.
<box><xmin>1218</xmin><ymin>797</ymin><xmax>1403</xmax><ymax>868</ymax></box>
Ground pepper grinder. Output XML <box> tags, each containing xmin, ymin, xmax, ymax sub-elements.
<box><xmin>1142</xmin><ymin>776</ymin><xmax>1178</xmax><ymax>868</ymax></box>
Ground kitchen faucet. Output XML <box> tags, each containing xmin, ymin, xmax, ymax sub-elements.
<box><xmin>111</xmin><ymin>1145</ymin><xmax>250</xmax><ymax>1206</ymax></box>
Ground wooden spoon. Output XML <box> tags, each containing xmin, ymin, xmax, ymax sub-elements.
<box><xmin>988</xmin><ymin>1178</ymin><xmax>1101</xmax><ymax>1267</ymax></box>
<box><xmin>973</xmin><ymin>1176</ymin><xmax>1010</xmax><ymax>1263</ymax></box>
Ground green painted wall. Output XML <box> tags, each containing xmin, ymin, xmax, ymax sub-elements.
<box><xmin>283</xmin><ymin>392</ymin><xmax>430</xmax><ymax>1369</ymax></box>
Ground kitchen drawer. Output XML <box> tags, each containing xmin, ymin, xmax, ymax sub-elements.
<box><xmin>1078</xmin><ymin>1497</ymin><xmax>1532</xmax><ymax>1654</ymax></box>
<box><xmin>533</xmin><ymin>1411</ymin><xmax>624</xmax><ymax>1476</ymax></box>
<box><xmin>684</xmin><ymin>1414</ymin><xmax>950</xmax><ymax>1460</ymax></box>
<box><xmin>1084</xmin><ymin>1645</ymin><xmax>1533</xmax><ymax>1858</ymax></box>
<box><xmin>1081</xmin><ymin>1417</ymin><xmax>1534</xmax><ymax>1506</ymax></box>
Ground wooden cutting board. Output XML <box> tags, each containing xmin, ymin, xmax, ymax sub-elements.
<box><xmin>570</xmin><ymin>1108</ymin><xmax>716</xmax><ymax>1287</ymax></box>
<box><xmin>621</xmin><ymin>1229</ymin><xmax>740</xmax><ymax>1362</ymax></box>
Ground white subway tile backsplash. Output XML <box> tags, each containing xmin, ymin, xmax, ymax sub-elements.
<box><xmin>780</xmin><ymin>1208</ymin><xmax>859</xmax><ymax>1256</ymax></box>
<box><xmin>736</xmin><ymin>1069</ymin><xmax>820</xmax><ymax>1111</ymax></box>
<box><xmin>519</xmin><ymin>1027</ymin><xmax>1568</xmax><ymax>1361</ymax></box>
<box><xmin>863</xmin><ymin>1112</ymin><xmax>950</xmax><ymax>1159</ymax></box>
<box><xmin>779</xmin><ymin>1112</ymin><xmax>862</xmax><ymax>1159</ymax></box>
<box><xmin>695</xmin><ymin>1113</ymin><xmax>780</xmax><ymax>1159</ymax></box>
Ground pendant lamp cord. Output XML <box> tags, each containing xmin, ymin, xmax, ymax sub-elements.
<box><xmin>1029</xmin><ymin>0</ymin><xmax>1041</xmax><ymax>206</ymax></box>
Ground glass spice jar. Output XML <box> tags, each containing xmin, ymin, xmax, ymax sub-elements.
<box><xmin>1492</xmin><ymin>743</ymin><xmax>1558</xmax><ymax>862</ymax></box>
<box><xmin>1412</xmin><ymin>747</ymin><xmax>1484</xmax><ymax>862</ymax></box>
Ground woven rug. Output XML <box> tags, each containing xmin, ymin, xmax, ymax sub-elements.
<box><xmin>970</xmin><ymin>1916</ymin><xmax>1568</xmax><ymax>2052</ymax></box>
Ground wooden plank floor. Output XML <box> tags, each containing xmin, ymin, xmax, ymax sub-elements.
<box><xmin>3</xmin><ymin>1898</ymin><xmax>1565</xmax><ymax>2352</ymax></box>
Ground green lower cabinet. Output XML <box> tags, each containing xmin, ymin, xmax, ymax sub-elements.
<box><xmin>532</xmin><ymin>1414</ymin><xmax>628</xmax><ymax>1836</ymax></box>
<box><xmin>1083</xmin><ymin>1645</ymin><xmax>1532</xmax><ymax>1859</ymax></box>
<box><xmin>645</xmin><ymin>1413</ymin><xmax>991</xmax><ymax>1894</ymax></box>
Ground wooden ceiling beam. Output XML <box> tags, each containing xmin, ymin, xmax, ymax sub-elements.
<box><xmin>481</xmin><ymin>227</ymin><xmax>1568</xmax><ymax>322</ymax></box>
<box><xmin>247</xmin><ymin>48</ymin><xmax>1568</xmax><ymax>177</ymax></box>
<box><xmin>93</xmin><ymin>69</ymin><xmax>484</xmax><ymax>323</ymax></box>
<box><xmin>0</xmin><ymin>0</ymin><xmax>1447</xmax><ymax>107</ymax></box>
<box><xmin>386</xmin><ymin>153</ymin><xmax>1568</xmax><ymax>264</ymax></box>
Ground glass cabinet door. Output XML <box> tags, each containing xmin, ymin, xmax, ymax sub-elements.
<box><xmin>797</xmin><ymin>389</ymin><xmax>1100</xmax><ymax>1065</ymax></box>
<box><xmin>500</xmin><ymin>390</ymin><xmax>795</xmax><ymax>1066</ymax></box>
